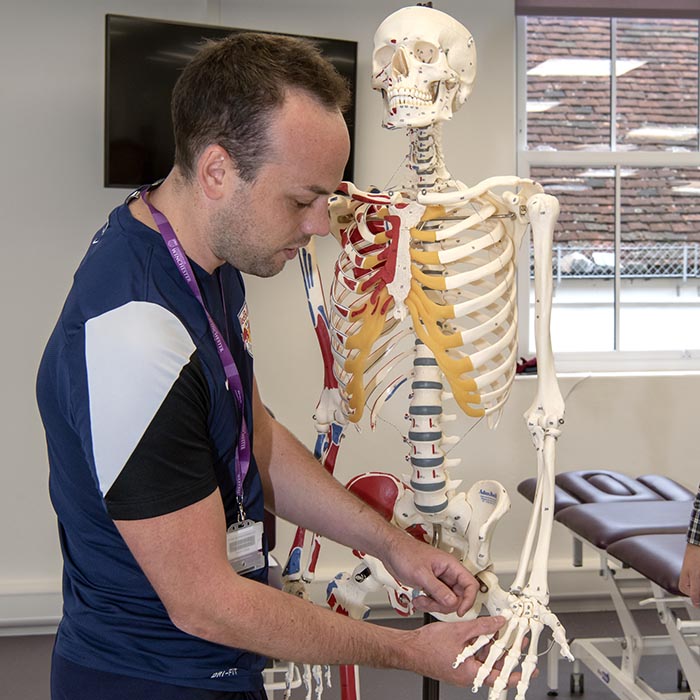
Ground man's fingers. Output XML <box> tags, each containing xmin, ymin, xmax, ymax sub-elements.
<box><xmin>412</xmin><ymin>594</ymin><xmax>448</xmax><ymax>615</ymax></box>
<box><xmin>417</xmin><ymin>573</ymin><xmax>460</xmax><ymax>611</ymax></box>
<box><xmin>456</xmin><ymin>577</ymin><xmax>480</xmax><ymax>615</ymax></box>
<box><xmin>692</xmin><ymin>585</ymin><xmax>700</xmax><ymax>607</ymax></box>
<box><xmin>434</xmin><ymin>559</ymin><xmax>479</xmax><ymax>590</ymax></box>
<box><xmin>451</xmin><ymin>615</ymin><xmax>506</xmax><ymax>646</ymax></box>
<box><xmin>680</xmin><ymin>574</ymin><xmax>700</xmax><ymax>606</ymax></box>
<box><xmin>482</xmin><ymin>667</ymin><xmax>523</xmax><ymax>690</ymax></box>
<box><xmin>473</xmin><ymin>615</ymin><xmax>506</xmax><ymax>638</ymax></box>
<box><xmin>428</xmin><ymin>559</ymin><xmax>480</xmax><ymax>614</ymax></box>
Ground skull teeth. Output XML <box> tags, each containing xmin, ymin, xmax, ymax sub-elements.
<box><xmin>388</xmin><ymin>87</ymin><xmax>434</xmax><ymax>107</ymax></box>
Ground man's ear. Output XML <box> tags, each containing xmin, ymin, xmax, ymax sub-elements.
<box><xmin>197</xmin><ymin>145</ymin><xmax>239</xmax><ymax>200</ymax></box>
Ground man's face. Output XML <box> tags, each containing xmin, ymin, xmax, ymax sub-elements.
<box><xmin>210</xmin><ymin>90</ymin><xmax>350</xmax><ymax>277</ymax></box>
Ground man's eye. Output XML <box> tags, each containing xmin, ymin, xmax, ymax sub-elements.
<box><xmin>295</xmin><ymin>200</ymin><xmax>314</xmax><ymax>209</ymax></box>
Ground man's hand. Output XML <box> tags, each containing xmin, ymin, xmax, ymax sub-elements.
<box><xmin>406</xmin><ymin>615</ymin><xmax>521</xmax><ymax>688</ymax></box>
<box><xmin>382</xmin><ymin>532</ymin><xmax>480</xmax><ymax>617</ymax></box>
<box><xmin>679</xmin><ymin>542</ymin><xmax>700</xmax><ymax>606</ymax></box>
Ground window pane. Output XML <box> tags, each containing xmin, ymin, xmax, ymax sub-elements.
<box><xmin>616</xmin><ymin>19</ymin><xmax>699</xmax><ymax>152</ymax></box>
<box><xmin>526</xmin><ymin>17</ymin><xmax>611</xmax><ymax>151</ymax></box>
<box><xmin>529</xmin><ymin>167</ymin><xmax>616</xmax><ymax>352</ymax></box>
<box><xmin>619</xmin><ymin>166</ymin><xmax>700</xmax><ymax>350</ymax></box>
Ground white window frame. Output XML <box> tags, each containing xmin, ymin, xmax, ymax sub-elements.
<box><xmin>515</xmin><ymin>15</ymin><xmax>700</xmax><ymax>373</ymax></box>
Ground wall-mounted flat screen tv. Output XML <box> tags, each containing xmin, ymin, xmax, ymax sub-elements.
<box><xmin>105</xmin><ymin>14</ymin><xmax>357</xmax><ymax>188</ymax></box>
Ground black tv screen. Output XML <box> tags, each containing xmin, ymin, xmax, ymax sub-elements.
<box><xmin>105</xmin><ymin>14</ymin><xmax>357</xmax><ymax>187</ymax></box>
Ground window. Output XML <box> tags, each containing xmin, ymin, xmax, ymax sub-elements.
<box><xmin>517</xmin><ymin>12</ymin><xmax>700</xmax><ymax>369</ymax></box>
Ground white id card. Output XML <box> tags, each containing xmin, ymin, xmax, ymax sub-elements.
<box><xmin>226</xmin><ymin>519</ymin><xmax>265</xmax><ymax>574</ymax></box>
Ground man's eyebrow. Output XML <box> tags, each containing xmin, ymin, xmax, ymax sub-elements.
<box><xmin>304</xmin><ymin>185</ymin><xmax>334</xmax><ymax>196</ymax></box>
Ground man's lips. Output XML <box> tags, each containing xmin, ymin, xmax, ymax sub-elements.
<box><xmin>282</xmin><ymin>239</ymin><xmax>311</xmax><ymax>259</ymax></box>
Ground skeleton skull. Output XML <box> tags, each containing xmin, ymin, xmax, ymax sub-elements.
<box><xmin>372</xmin><ymin>6</ymin><xmax>477</xmax><ymax>130</ymax></box>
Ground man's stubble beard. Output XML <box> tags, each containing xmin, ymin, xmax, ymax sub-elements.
<box><xmin>209</xmin><ymin>203</ymin><xmax>284</xmax><ymax>279</ymax></box>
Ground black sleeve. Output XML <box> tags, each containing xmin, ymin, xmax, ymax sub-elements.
<box><xmin>105</xmin><ymin>352</ymin><xmax>218</xmax><ymax>520</ymax></box>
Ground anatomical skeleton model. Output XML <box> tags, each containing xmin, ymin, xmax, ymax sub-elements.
<box><xmin>282</xmin><ymin>6</ymin><xmax>573</xmax><ymax>700</ymax></box>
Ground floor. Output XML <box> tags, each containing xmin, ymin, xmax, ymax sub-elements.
<box><xmin>0</xmin><ymin>609</ymin><xmax>691</xmax><ymax>700</ymax></box>
<box><xmin>0</xmin><ymin>633</ymin><xmax>55</xmax><ymax>700</ymax></box>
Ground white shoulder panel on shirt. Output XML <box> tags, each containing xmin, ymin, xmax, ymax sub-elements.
<box><xmin>85</xmin><ymin>301</ymin><xmax>197</xmax><ymax>496</ymax></box>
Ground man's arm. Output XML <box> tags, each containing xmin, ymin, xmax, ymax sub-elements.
<box><xmin>251</xmin><ymin>379</ymin><xmax>479</xmax><ymax>616</ymax></box>
<box><xmin>680</xmin><ymin>543</ymin><xmax>700</xmax><ymax>606</ymax></box>
<box><xmin>115</xmin><ymin>488</ymin><xmax>511</xmax><ymax>686</ymax></box>
<box><xmin>680</xmin><ymin>491</ymin><xmax>700</xmax><ymax>606</ymax></box>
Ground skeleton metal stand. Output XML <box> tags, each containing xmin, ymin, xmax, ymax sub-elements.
<box><xmin>423</xmin><ymin>614</ymin><xmax>440</xmax><ymax>700</ymax></box>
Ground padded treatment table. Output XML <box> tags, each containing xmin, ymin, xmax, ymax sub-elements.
<box><xmin>517</xmin><ymin>469</ymin><xmax>693</xmax><ymax>513</ymax></box>
<box><xmin>556</xmin><ymin>500</ymin><xmax>692</xmax><ymax>550</ymax></box>
<box><xmin>569</xmin><ymin>531</ymin><xmax>700</xmax><ymax>700</ymax></box>
<box><xmin>607</xmin><ymin>533</ymin><xmax>687</xmax><ymax>597</ymax></box>
<box><xmin>519</xmin><ymin>469</ymin><xmax>693</xmax><ymax>566</ymax></box>
<box><xmin>517</xmin><ymin>469</ymin><xmax>698</xmax><ymax>700</ymax></box>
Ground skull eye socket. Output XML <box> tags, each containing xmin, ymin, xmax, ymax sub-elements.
<box><xmin>374</xmin><ymin>45</ymin><xmax>396</xmax><ymax>72</ymax></box>
<box><xmin>414</xmin><ymin>41</ymin><xmax>439</xmax><ymax>64</ymax></box>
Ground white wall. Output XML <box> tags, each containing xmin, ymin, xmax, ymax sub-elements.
<box><xmin>1</xmin><ymin>0</ymin><xmax>697</xmax><ymax>629</ymax></box>
<box><xmin>0</xmin><ymin>0</ymin><xmax>216</xmax><ymax>610</ymax></box>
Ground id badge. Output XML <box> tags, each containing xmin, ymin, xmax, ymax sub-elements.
<box><xmin>226</xmin><ymin>519</ymin><xmax>265</xmax><ymax>575</ymax></box>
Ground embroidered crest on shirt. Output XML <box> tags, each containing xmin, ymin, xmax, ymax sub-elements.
<box><xmin>238</xmin><ymin>302</ymin><xmax>253</xmax><ymax>357</ymax></box>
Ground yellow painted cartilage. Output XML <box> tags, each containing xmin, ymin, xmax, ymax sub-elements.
<box><xmin>352</xmin><ymin>225</ymin><xmax>388</xmax><ymax>248</ymax></box>
<box><xmin>344</xmin><ymin>223</ymin><xmax>388</xmax><ymax>269</ymax></box>
<box><xmin>410</xmin><ymin>249</ymin><xmax>441</xmax><ymax>265</ymax></box>
<box><xmin>411</xmin><ymin>264</ymin><xmax>447</xmax><ymax>291</ymax></box>
<box><xmin>410</xmin><ymin>229</ymin><xmax>438</xmax><ymax>243</ymax></box>
<box><xmin>405</xmin><ymin>289</ymin><xmax>484</xmax><ymax>418</ymax></box>
<box><xmin>424</xmin><ymin>204</ymin><xmax>448</xmax><ymax>221</ymax></box>
<box><xmin>352</xmin><ymin>251</ymin><xmax>383</xmax><ymax>270</ymax></box>
<box><xmin>408</xmin><ymin>287</ymin><xmax>462</xmax><ymax>350</ymax></box>
<box><xmin>343</xmin><ymin>287</ymin><xmax>392</xmax><ymax>422</ymax></box>
<box><xmin>408</xmin><ymin>204</ymin><xmax>447</xmax><ymax>242</ymax></box>
<box><xmin>409</xmin><ymin>279</ymin><xmax>454</xmax><ymax>319</ymax></box>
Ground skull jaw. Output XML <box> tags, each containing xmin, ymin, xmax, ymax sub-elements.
<box><xmin>380</xmin><ymin>81</ymin><xmax>458</xmax><ymax>130</ymax></box>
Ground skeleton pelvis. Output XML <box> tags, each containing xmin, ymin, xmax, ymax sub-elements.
<box><xmin>345</xmin><ymin>471</ymin><xmax>429</xmax><ymax>544</ymax></box>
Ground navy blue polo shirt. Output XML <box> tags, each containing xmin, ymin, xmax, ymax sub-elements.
<box><xmin>36</xmin><ymin>196</ymin><xmax>268</xmax><ymax>691</ymax></box>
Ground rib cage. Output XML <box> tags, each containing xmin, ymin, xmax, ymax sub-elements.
<box><xmin>329</xmin><ymin>185</ymin><xmax>520</xmax><ymax>425</ymax></box>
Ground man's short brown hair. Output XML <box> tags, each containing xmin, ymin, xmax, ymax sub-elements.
<box><xmin>171</xmin><ymin>32</ymin><xmax>351</xmax><ymax>181</ymax></box>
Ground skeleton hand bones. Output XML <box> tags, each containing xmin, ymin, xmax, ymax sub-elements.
<box><xmin>449</xmin><ymin>573</ymin><xmax>573</xmax><ymax>700</ymax></box>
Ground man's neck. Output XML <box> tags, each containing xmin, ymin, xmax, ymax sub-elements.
<box><xmin>129</xmin><ymin>172</ymin><xmax>223</xmax><ymax>274</ymax></box>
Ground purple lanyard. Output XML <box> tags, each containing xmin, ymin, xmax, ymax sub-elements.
<box><xmin>141</xmin><ymin>189</ymin><xmax>251</xmax><ymax>510</ymax></box>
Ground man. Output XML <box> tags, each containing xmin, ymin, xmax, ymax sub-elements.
<box><xmin>680</xmin><ymin>491</ymin><xmax>700</xmax><ymax>605</ymax></box>
<box><xmin>37</xmin><ymin>32</ymin><xmax>517</xmax><ymax>699</ymax></box>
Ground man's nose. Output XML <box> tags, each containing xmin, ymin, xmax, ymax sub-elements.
<box><xmin>301</xmin><ymin>199</ymin><xmax>332</xmax><ymax>237</ymax></box>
